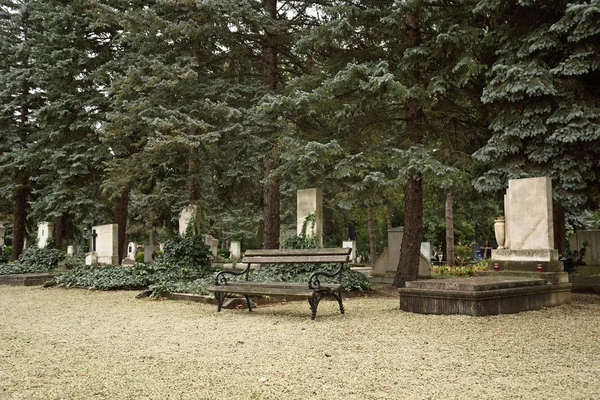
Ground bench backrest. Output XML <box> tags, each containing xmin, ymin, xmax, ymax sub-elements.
<box><xmin>241</xmin><ymin>248</ymin><xmax>351</xmax><ymax>265</ymax></box>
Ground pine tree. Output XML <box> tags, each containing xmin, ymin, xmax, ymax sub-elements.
<box><xmin>473</xmin><ymin>0</ymin><xmax>600</xmax><ymax>230</ymax></box>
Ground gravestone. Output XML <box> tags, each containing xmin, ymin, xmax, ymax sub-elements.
<box><xmin>342</xmin><ymin>240</ymin><xmax>357</xmax><ymax>263</ymax></box>
<box><xmin>85</xmin><ymin>252</ymin><xmax>98</xmax><ymax>266</ymax></box>
<box><xmin>179</xmin><ymin>205</ymin><xmax>200</xmax><ymax>236</ymax></box>
<box><xmin>569</xmin><ymin>230</ymin><xmax>600</xmax><ymax>266</ymax></box>
<box><xmin>127</xmin><ymin>242</ymin><xmax>137</xmax><ymax>260</ymax></box>
<box><xmin>492</xmin><ymin>177</ymin><xmax>561</xmax><ymax>270</ymax></box>
<box><xmin>144</xmin><ymin>245</ymin><xmax>155</xmax><ymax>263</ymax></box>
<box><xmin>67</xmin><ymin>245</ymin><xmax>75</xmax><ymax>256</ymax></box>
<box><xmin>37</xmin><ymin>221</ymin><xmax>54</xmax><ymax>249</ymax></box>
<box><xmin>296</xmin><ymin>188</ymin><xmax>323</xmax><ymax>247</ymax></box>
<box><xmin>371</xmin><ymin>227</ymin><xmax>431</xmax><ymax>283</ymax></box>
<box><xmin>204</xmin><ymin>235</ymin><xmax>218</xmax><ymax>257</ymax></box>
<box><xmin>91</xmin><ymin>224</ymin><xmax>119</xmax><ymax>265</ymax></box>
<box><xmin>0</xmin><ymin>223</ymin><xmax>5</xmax><ymax>247</ymax></box>
<box><xmin>420</xmin><ymin>242</ymin><xmax>432</xmax><ymax>261</ymax></box>
<box><xmin>229</xmin><ymin>241</ymin><xmax>241</xmax><ymax>261</ymax></box>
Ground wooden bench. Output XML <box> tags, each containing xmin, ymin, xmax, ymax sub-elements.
<box><xmin>207</xmin><ymin>248</ymin><xmax>351</xmax><ymax>320</ymax></box>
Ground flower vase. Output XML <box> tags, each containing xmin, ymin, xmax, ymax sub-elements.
<box><xmin>494</xmin><ymin>217</ymin><xmax>505</xmax><ymax>249</ymax></box>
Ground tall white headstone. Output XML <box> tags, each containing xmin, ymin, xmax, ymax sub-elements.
<box><xmin>493</xmin><ymin>177</ymin><xmax>558</xmax><ymax>262</ymax></box>
<box><xmin>179</xmin><ymin>205</ymin><xmax>200</xmax><ymax>236</ymax></box>
<box><xmin>37</xmin><ymin>221</ymin><xmax>54</xmax><ymax>249</ymax></box>
<box><xmin>296</xmin><ymin>188</ymin><xmax>323</xmax><ymax>247</ymax></box>
<box><xmin>229</xmin><ymin>241</ymin><xmax>241</xmax><ymax>261</ymax></box>
<box><xmin>91</xmin><ymin>224</ymin><xmax>119</xmax><ymax>265</ymax></box>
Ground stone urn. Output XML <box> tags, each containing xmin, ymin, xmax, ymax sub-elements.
<box><xmin>494</xmin><ymin>217</ymin><xmax>506</xmax><ymax>249</ymax></box>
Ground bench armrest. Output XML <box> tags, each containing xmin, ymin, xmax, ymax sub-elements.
<box><xmin>214</xmin><ymin>263</ymin><xmax>251</xmax><ymax>285</ymax></box>
<box><xmin>308</xmin><ymin>263</ymin><xmax>344</xmax><ymax>290</ymax></box>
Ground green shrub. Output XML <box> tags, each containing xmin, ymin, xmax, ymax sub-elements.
<box><xmin>135</xmin><ymin>251</ymin><xmax>145</xmax><ymax>263</ymax></box>
<box><xmin>161</xmin><ymin>235</ymin><xmax>212</xmax><ymax>268</ymax></box>
<box><xmin>63</xmin><ymin>255</ymin><xmax>85</xmax><ymax>270</ymax></box>
<box><xmin>17</xmin><ymin>246</ymin><xmax>65</xmax><ymax>272</ymax></box>
<box><xmin>0</xmin><ymin>247</ymin><xmax>8</xmax><ymax>264</ymax></box>
<box><xmin>432</xmin><ymin>260</ymin><xmax>488</xmax><ymax>278</ymax></box>
<box><xmin>3</xmin><ymin>246</ymin><xmax>12</xmax><ymax>260</ymax></box>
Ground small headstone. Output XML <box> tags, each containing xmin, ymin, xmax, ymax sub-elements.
<box><xmin>85</xmin><ymin>252</ymin><xmax>98</xmax><ymax>266</ymax></box>
<box><xmin>67</xmin><ymin>245</ymin><xmax>75</xmax><ymax>256</ymax></box>
<box><xmin>127</xmin><ymin>242</ymin><xmax>137</xmax><ymax>260</ymax></box>
<box><xmin>342</xmin><ymin>240</ymin><xmax>357</xmax><ymax>263</ymax></box>
<box><xmin>144</xmin><ymin>245</ymin><xmax>155</xmax><ymax>263</ymax></box>
<box><xmin>229</xmin><ymin>241</ymin><xmax>241</xmax><ymax>261</ymax></box>
<box><xmin>37</xmin><ymin>221</ymin><xmax>54</xmax><ymax>249</ymax></box>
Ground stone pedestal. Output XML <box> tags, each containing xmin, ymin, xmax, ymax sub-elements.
<box><xmin>296</xmin><ymin>188</ymin><xmax>323</xmax><ymax>247</ymax></box>
<box><xmin>85</xmin><ymin>252</ymin><xmax>98</xmax><ymax>266</ymax></box>
<box><xmin>37</xmin><ymin>221</ymin><xmax>54</xmax><ymax>249</ymax></box>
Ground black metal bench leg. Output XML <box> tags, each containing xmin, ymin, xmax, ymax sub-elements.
<box><xmin>215</xmin><ymin>293</ymin><xmax>226</xmax><ymax>312</ymax></box>
<box><xmin>244</xmin><ymin>295</ymin><xmax>253</xmax><ymax>312</ymax></box>
<box><xmin>333</xmin><ymin>290</ymin><xmax>345</xmax><ymax>315</ymax></box>
<box><xmin>308</xmin><ymin>293</ymin><xmax>323</xmax><ymax>320</ymax></box>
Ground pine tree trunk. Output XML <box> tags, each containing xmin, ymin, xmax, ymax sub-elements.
<box><xmin>54</xmin><ymin>215</ymin><xmax>63</xmax><ymax>250</ymax></box>
<box><xmin>262</xmin><ymin>157</ymin><xmax>280</xmax><ymax>249</ymax></box>
<box><xmin>394</xmin><ymin>176</ymin><xmax>423</xmax><ymax>287</ymax></box>
<box><xmin>261</xmin><ymin>0</ymin><xmax>280</xmax><ymax>249</ymax></box>
<box><xmin>393</xmin><ymin>8</ymin><xmax>424</xmax><ymax>288</ymax></box>
<box><xmin>553</xmin><ymin>201</ymin><xmax>566</xmax><ymax>253</ymax></box>
<box><xmin>113</xmin><ymin>188</ymin><xmax>129</xmax><ymax>265</ymax></box>
<box><xmin>367</xmin><ymin>204</ymin><xmax>377</xmax><ymax>267</ymax></box>
<box><xmin>445</xmin><ymin>190</ymin><xmax>455</xmax><ymax>266</ymax></box>
<box><xmin>10</xmin><ymin>184</ymin><xmax>28</xmax><ymax>261</ymax></box>
<box><xmin>186</xmin><ymin>146</ymin><xmax>200</xmax><ymax>202</ymax></box>
<box><xmin>386</xmin><ymin>202</ymin><xmax>393</xmax><ymax>230</ymax></box>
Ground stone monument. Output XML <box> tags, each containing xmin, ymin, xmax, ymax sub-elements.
<box><xmin>90</xmin><ymin>224</ymin><xmax>119</xmax><ymax>265</ymax></box>
<box><xmin>296</xmin><ymin>188</ymin><xmax>323</xmax><ymax>247</ymax></box>
<box><xmin>491</xmin><ymin>177</ymin><xmax>562</xmax><ymax>271</ymax></box>
<box><xmin>179</xmin><ymin>205</ymin><xmax>200</xmax><ymax>236</ymax></box>
<box><xmin>37</xmin><ymin>221</ymin><xmax>54</xmax><ymax>249</ymax></box>
<box><xmin>204</xmin><ymin>235</ymin><xmax>218</xmax><ymax>257</ymax></box>
<box><xmin>127</xmin><ymin>242</ymin><xmax>137</xmax><ymax>260</ymax></box>
<box><xmin>229</xmin><ymin>241</ymin><xmax>241</xmax><ymax>262</ymax></box>
<box><xmin>568</xmin><ymin>230</ymin><xmax>600</xmax><ymax>292</ymax></box>
<box><xmin>371</xmin><ymin>227</ymin><xmax>432</xmax><ymax>283</ymax></box>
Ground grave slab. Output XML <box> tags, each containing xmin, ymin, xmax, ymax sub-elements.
<box><xmin>399</xmin><ymin>277</ymin><xmax>571</xmax><ymax>316</ymax></box>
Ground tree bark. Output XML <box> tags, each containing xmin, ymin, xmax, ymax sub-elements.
<box><xmin>553</xmin><ymin>201</ymin><xmax>566</xmax><ymax>253</ymax></box>
<box><xmin>186</xmin><ymin>146</ymin><xmax>200</xmax><ymax>202</ymax></box>
<box><xmin>262</xmin><ymin>157</ymin><xmax>280</xmax><ymax>249</ymax></box>
<box><xmin>445</xmin><ymin>190</ymin><xmax>455</xmax><ymax>266</ymax></box>
<box><xmin>394</xmin><ymin>176</ymin><xmax>423</xmax><ymax>287</ymax></box>
<box><xmin>393</xmin><ymin>8</ymin><xmax>424</xmax><ymax>288</ymax></box>
<box><xmin>261</xmin><ymin>0</ymin><xmax>280</xmax><ymax>249</ymax></box>
<box><xmin>53</xmin><ymin>215</ymin><xmax>63</xmax><ymax>250</ymax></box>
<box><xmin>367</xmin><ymin>204</ymin><xmax>377</xmax><ymax>267</ymax></box>
<box><xmin>10</xmin><ymin>184</ymin><xmax>28</xmax><ymax>261</ymax></box>
<box><xmin>113</xmin><ymin>188</ymin><xmax>129</xmax><ymax>265</ymax></box>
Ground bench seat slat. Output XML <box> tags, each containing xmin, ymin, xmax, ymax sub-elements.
<box><xmin>208</xmin><ymin>283</ymin><xmax>341</xmax><ymax>297</ymax></box>
<box><xmin>244</xmin><ymin>248</ymin><xmax>351</xmax><ymax>256</ymax></box>
<box><xmin>242</xmin><ymin>255</ymin><xmax>348</xmax><ymax>264</ymax></box>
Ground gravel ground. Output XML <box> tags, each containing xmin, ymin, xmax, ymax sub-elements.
<box><xmin>1</xmin><ymin>285</ymin><xmax>599</xmax><ymax>400</ymax></box>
